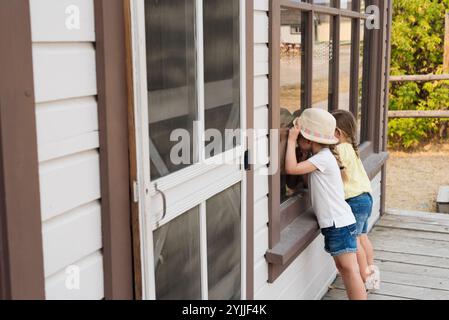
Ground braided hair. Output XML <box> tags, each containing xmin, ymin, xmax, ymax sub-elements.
<box><xmin>329</xmin><ymin>144</ymin><xmax>348</xmax><ymax>182</ymax></box>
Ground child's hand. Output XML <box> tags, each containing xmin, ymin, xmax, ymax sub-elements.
<box><xmin>293</xmin><ymin>117</ymin><xmax>301</xmax><ymax>130</ymax></box>
<box><xmin>288</xmin><ymin>126</ymin><xmax>301</xmax><ymax>142</ymax></box>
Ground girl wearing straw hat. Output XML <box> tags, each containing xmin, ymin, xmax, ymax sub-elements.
<box><xmin>285</xmin><ymin>108</ymin><xmax>367</xmax><ymax>300</ymax></box>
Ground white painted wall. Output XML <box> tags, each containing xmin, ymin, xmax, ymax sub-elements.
<box><xmin>252</xmin><ymin>0</ymin><xmax>382</xmax><ymax>300</ymax></box>
<box><xmin>30</xmin><ymin>0</ymin><xmax>104</xmax><ymax>300</ymax></box>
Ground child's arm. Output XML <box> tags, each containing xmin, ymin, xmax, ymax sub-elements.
<box><xmin>285</xmin><ymin>126</ymin><xmax>317</xmax><ymax>176</ymax></box>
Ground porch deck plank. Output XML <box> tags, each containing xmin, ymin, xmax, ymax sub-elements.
<box><xmin>323</xmin><ymin>211</ymin><xmax>449</xmax><ymax>300</ymax></box>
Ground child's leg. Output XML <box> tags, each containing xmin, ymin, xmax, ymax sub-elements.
<box><xmin>356</xmin><ymin>237</ymin><xmax>370</xmax><ymax>282</ymax></box>
<box><xmin>360</xmin><ymin>234</ymin><xmax>374</xmax><ymax>266</ymax></box>
<box><xmin>334</xmin><ymin>253</ymin><xmax>367</xmax><ymax>300</ymax></box>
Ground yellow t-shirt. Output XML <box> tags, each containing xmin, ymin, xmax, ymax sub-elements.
<box><xmin>337</xmin><ymin>143</ymin><xmax>372</xmax><ymax>200</ymax></box>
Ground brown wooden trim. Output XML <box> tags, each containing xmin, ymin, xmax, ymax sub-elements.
<box><xmin>245</xmin><ymin>0</ymin><xmax>255</xmax><ymax>300</ymax></box>
<box><xmin>280</xmin><ymin>0</ymin><xmax>366</xmax><ymax>18</ymax></box>
<box><xmin>268</xmin><ymin>0</ymin><xmax>282</xmax><ymax>253</ymax></box>
<box><xmin>280</xmin><ymin>192</ymin><xmax>310</xmax><ymax>229</ymax></box>
<box><xmin>94</xmin><ymin>0</ymin><xmax>134</xmax><ymax>300</ymax></box>
<box><xmin>266</xmin><ymin>209</ymin><xmax>319</xmax><ymax>266</ymax></box>
<box><xmin>359</xmin><ymin>141</ymin><xmax>374</xmax><ymax>160</ymax></box>
<box><xmin>389</xmin><ymin>74</ymin><xmax>449</xmax><ymax>82</ymax></box>
<box><xmin>374</xmin><ymin>0</ymin><xmax>386</xmax><ymax>153</ymax></box>
<box><xmin>381</xmin><ymin>0</ymin><xmax>393</xmax><ymax>216</ymax></box>
<box><xmin>304</xmin><ymin>11</ymin><xmax>314</xmax><ymax>108</ymax></box>
<box><xmin>388</xmin><ymin>110</ymin><xmax>449</xmax><ymax>118</ymax></box>
<box><xmin>0</xmin><ymin>0</ymin><xmax>45</xmax><ymax>300</ymax></box>
<box><xmin>266</xmin><ymin>210</ymin><xmax>321</xmax><ymax>282</ymax></box>
<box><xmin>123</xmin><ymin>0</ymin><xmax>143</xmax><ymax>300</ymax></box>
<box><xmin>330</xmin><ymin>10</ymin><xmax>341</xmax><ymax>111</ymax></box>
<box><xmin>362</xmin><ymin>151</ymin><xmax>389</xmax><ymax>180</ymax></box>
<box><xmin>350</xmin><ymin>17</ymin><xmax>361</xmax><ymax>116</ymax></box>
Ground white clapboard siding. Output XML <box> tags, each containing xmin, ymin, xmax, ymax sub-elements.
<box><xmin>30</xmin><ymin>0</ymin><xmax>95</xmax><ymax>42</ymax></box>
<box><xmin>33</xmin><ymin>43</ymin><xmax>97</xmax><ymax>103</ymax></box>
<box><xmin>254</xmin><ymin>11</ymin><xmax>269</xmax><ymax>44</ymax></box>
<box><xmin>254</xmin><ymin>228</ymin><xmax>269</xmax><ymax>263</ymax></box>
<box><xmin>252</xmin><ymin>4</ymin><xmax>272</xmax><ymax>299</ymax></box>
<box><xmin>45</xmin><ymin>251</ymin><xmax>104</xmax><ymax>300</ymax></box>
<box><xmin>254</xmin><ymin>259</ymin><xmax>269</xmax><ymax>294</ymax></box>
<box><xmin>254</xmin><ymin>77</ymin><xmax>269</xmax><ymax>108</ymax></box>
<box><xmin>368</xmin><ymin>172</ymin><xmax>382</xmax><ymax>231</ymax></box>
<box><xmin>254</xmin><ymin>196</ymin><xmax>269</xmax><ymax>234</ymax></box>
<box><xmin>255</xmin><ymin>136</ymin><xmax>269</xmax><ymax>168</ymax></box>
<box><xmin>254</xmin><ymin>0</ymin><xmax>269</xmax><ymax>11</ymax></box>
<box><xmin>254</xmin><ymin>44</ymin><xmax>269</xmax><ymax>76</ymax></box>
<box><xmin>254</xmin><ymin>167</ymin><xmax>269</xmax><ymax>202</ymax></box>
<box><xmin>255</xmin><ymin>235</ymin><xmax>335</xmax><ymax>300</ymax></box>
<box><xmin>42</xmin><ymin>201</ymin><xmax>102</xmax><ymax>277</ymax></box>
<box><xmin>36</xmin><ymin>97</ymin><xmax>99</xmax><ymax>162</ymax></box>
<box><xmin>254</xmin><ymin>106</ymin><xmax>269</xmax><ymax>138</ymax></box>
<box><xmin>39</xmin><ymin>150</ymin><xmax>101</xmax><ymax>222</ymax></box>
<box><xmin>30</xmin><ymin>0</ymin><xmax>104</xmax><ymax>300</ymax></box>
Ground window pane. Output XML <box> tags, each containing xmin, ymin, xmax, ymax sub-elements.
<box><xmin>361</xmin><ymin>0</ymin><xmax>366</xmax><ymax>12</ymax></box>
<box><xmin>312</xmin><ymin>13</ymin><xmax>333</xmax><ymax>110</ymax></box>
<box><xmin>153</xmin><ymin>207</ymin><xmax>201</xmax><ymax>300</ymax></box>
<box><xmin>314</xmin><ymin>0</ymin><xmax>334</xmax><ymax>7</ymax></box>
<box><xmin>204</xmin><ymin>0</ymin><xmax>240</xmax><ymax>158</ymax></box>
<box><xmin>145</xmin><ymin>0</ymin><xmax>197</xmax><ymax>180</ymax></box>
<box><xmin>340</xmin><ymin>0</ymin><xmax>353</xmax><ymax>10</ymax></box>
<box><xmin>358</xmin><ymin>20</ymin><xmax>365</xmax><ymax>142</ymax></box>
<box><xmin>280</xmin><ymin>8</ymin><xmax>305</xmax><ymax>204</ymax></box>
<box><xmin>339</xmin><ymin>18</ymin><xmax>352</xmax><ymax>111</ymax></box>
<box><xmin>206</xmin><ymin>183</ymin><xmax>241</xmax><ymax>300</ymax></box>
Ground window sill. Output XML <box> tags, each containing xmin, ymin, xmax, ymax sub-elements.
<box><xmin>265</xmin><ymin>150</ymin><xmax>389</xmax><ymax>283</ymax></box>
<box><xmin>265</xmin><ymin>209</ymin><xmax>320</xmax><ymax>280</ymax></box>
<box><xmin>362</xmin><ymin>151</ymin><xmax>389</xmax><ymax>180</ymax></box>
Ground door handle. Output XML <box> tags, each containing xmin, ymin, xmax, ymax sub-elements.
<box><xmin>154</xmin><ymin>182</ymin><xmax>167</xmax><ymax>227</ymax></box>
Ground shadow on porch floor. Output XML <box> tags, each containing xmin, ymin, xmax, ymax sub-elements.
<box><xmin>323</xmin><ymin>209</ymin><xmax>449</xmax><ymax>300</ymax></box>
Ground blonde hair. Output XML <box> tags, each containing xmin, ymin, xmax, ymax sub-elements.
<box><xmin>331</xmin><ymin>110</ymin><xmax>360</xmax><ymax>158</ymax></box>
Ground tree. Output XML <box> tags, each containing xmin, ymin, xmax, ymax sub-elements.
<box><xmin>389</xmin><ymin>0</ymin><xmax>449</xmax><ymax>149</ymax></box>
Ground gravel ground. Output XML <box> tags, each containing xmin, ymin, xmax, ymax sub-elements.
<box><xmin>386</xmin><ymin>142</ymin><xmax>449</xmax><ymax>213</ymax></box>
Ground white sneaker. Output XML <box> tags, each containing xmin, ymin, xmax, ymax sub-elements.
<box><xmin>365</xmin><ymin>265</ymin><xmax>380</xmax><ymax>291</ymax></box>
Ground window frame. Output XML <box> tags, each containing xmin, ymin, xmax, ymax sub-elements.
<box><xmin>267</xmin><ymin>0</ymin><xmax>387</xmax><ymax>282</ymax></box>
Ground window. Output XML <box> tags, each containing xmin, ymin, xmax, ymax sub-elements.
<box><xmin>268</xmin><ymin>0</ymin><xmax>383</xmax><ymax>282</ymax></box>
<box><xmin>280</xmin><ymin>8</ymin><xmax>305</xmax><ymax>204</ymax></box>
<box><xmin>339</xmin><ymin>17</ymin><xmax>352</xmax><ymax>110</ymax></box>
<box><xmin>290</xmin><ymin>25</ymin><xmax>301</xmax><ymax>34</ymax></box>
<box><xmin>357</xmin><ymin>19</ymin><xmax>365</xmax><ymax>142</ymax></box>
<box><xmin>203</xmin><ymin>0</ymin><xmax>241</xmax><ymax>157</ymax></box>
<box><xmin>312</xmin><ymin>12</ymin><xmax>333</xmax><ymax>110</ymax></box>
<box><xmin>340</xmin><ymin>0</ymin><xmax>353</xmax><ymax>10</ymax></box>
<box><xmin>146</xmin><ymin>0</ymin><xmax>197</xmax><ymax>180</ymax></box>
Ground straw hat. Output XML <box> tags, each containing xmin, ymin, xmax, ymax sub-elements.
<box><xmin>295</xmin><ymin>108</ymin><xmax>339</xmax><ymax>145</ymax></box>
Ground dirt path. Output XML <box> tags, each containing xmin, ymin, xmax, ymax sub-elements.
<box><xmin>386</xmin><ymin>142</ymin><xmax>449</xmax><ymax>213</ymax></box>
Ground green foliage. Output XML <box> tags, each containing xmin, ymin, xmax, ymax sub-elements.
<box><xmin>389</xmin><ymin>0</ymin><xmax>449</xmax><ymax>149</ymax></box>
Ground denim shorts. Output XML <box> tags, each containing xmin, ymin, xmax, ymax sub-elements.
<box><xmin>346</xmin><ymin>193</ymin><xmax>373</xmax><ymax>236</ymax></box>
<box><xmin>321</xmin><ymin>223</ymin><xmax>358</xmax><ymax>257</ymax></box>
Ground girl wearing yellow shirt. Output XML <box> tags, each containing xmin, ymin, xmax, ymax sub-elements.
<box><xmin>332</xmin><ymin>110</ymin><xmax>380</xmax><ymax>291</ymax></box>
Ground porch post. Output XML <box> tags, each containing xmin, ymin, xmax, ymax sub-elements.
<box><xmin>0</xmin><ymin>0</ymin><xmax>46</xmax><ymax>300</ymax></box>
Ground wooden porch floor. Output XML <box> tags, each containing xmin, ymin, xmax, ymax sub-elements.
<box><xmin>323</xmin><ymin>209</ymin><xmax>449</xmax><ymax>300</ymax></box>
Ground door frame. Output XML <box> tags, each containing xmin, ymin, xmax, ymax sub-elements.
<box><xmin>124</xmin><ymin>0</ymin><xmax>255</xmax><ymax>300</ymax></box>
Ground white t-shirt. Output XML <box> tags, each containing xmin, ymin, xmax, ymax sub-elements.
<box><xmin>307</xmin><ymin>148</ymin><xmax>356</xmax><ymax>229</ymax></box>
